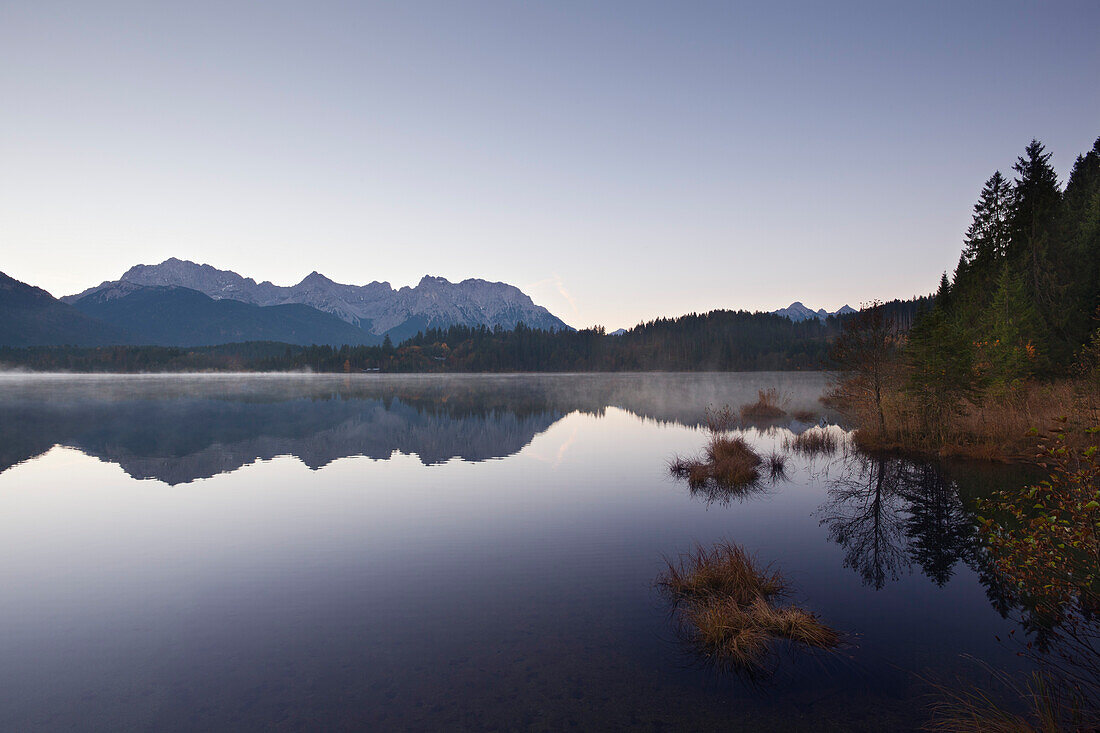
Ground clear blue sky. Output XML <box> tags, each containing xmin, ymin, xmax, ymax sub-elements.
<box><xmin>2</xmin><ymin>1</ymin><xmax>1098</xmax><ymax>328</ymax></box>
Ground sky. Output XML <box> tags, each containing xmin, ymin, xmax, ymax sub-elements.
<box><xmin>1</xmin><ymin>1</ymin><xmax>1098</xmax><ymax>329</ymax></box>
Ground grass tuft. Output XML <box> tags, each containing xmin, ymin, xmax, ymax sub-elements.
<box><xmin>924</xmin><ymin>666</ymin><xmax>1095</xmax><ymax>732</ymax></box>
<box><xmin>740</xmin><ymin>388</ymin><xmax>789</xmax><ymax>421</ymax></box>
<box><xmin>659</xmin><ymin>541</ymin><xmax>840</xmax><ymax>672</ymax></box>
<box><xmin>660</xmin><ymin>541</ymin><xmax>786</xmax><ymax>605</ymax></box>
<box><xmin>670</xmin><ymin>435</ymin><xmax>763</xmax><ymax>489</ymax></box>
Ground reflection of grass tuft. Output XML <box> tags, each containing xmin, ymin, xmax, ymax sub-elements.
<box><xmin>783</xmin><ymin>427</ymin><xmax>840</xmax><ymax>457</ymax></box>
<box><xmin>764</xmin><ymin>450</ymin><xmax>788</xmax><ymax>481</ymax></box>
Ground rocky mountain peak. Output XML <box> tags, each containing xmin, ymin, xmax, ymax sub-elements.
<box><xmin>66</xmin><ymin>259</ymin><xmax>572</xmax><ymax>339</ymax></box>
<box><xmin>772</xmin><ymin>301</ymin><xmax>856</xmax><ymax>322</ymax></box>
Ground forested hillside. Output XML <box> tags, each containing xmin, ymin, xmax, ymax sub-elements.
<box><xmin>831</xmin><ymin>135</ymin><xmax>1100</xmax><ymax>458</ymax></box>
<box><xmin>0</xmin><ymin>299</ymin><xmax>929</xmax><ymax>373</ymax></box>
<box><xmin>909</xmin><ymin>137</ymin><xmax>1100</xmax><ymax>394</ymax></box>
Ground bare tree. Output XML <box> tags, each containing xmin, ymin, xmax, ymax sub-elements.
<box><xmin>830</xmin><ymin>301</ymin><xmax>901</xmax><ymax>438</ymax></box>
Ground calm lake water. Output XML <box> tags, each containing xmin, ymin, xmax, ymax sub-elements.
<box><xmin>0</xmin><ymin>373</ymin><xmax>1035</xmax><ymax>731</ymax></box>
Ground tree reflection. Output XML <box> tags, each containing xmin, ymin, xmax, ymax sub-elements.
<box><xmin>817</xmin><ymin>455</ymin><xmax>910</xmax><ymax>589</ymax></box>
<box><xmin>816</xmin><ymin>453</ymin><xmax>980</xmax><ymax>590</ymax></box>
<box><xmin>898</xmin><ymin>461</ymin><xmax>976</xmax><ymax>587</ymax></box>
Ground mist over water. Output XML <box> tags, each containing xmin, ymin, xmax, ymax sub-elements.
<box><xmin>0</xmin><ymin>373</ymin><xmax>1031</xmax><ymax>730</ymax></box>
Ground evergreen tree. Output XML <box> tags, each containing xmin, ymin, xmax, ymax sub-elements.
<box><xmin>954</xmin><ymin>171</ymin><xmax>1013</xmax><ymax>300</ymax></box>
<box><xmin>1008</xmin><ymin>140</ymin><xmax>1064</xmax><ymax>350</ymax></box>
<box><xmin>906</xmin><ymin>275</ymin><xmax>976</xmax><ymax>429</ymax></box>
<box><xmin>979</xmin><ymin>265</ymin><xmax>1043</xmax><ymax>383</ymax></box>
<box><xmin>1059</xmin><ymin>137</ymin><xmax>1100</xmax><ymax>345</ymax></box>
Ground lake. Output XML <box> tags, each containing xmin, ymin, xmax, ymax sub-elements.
<box><xmin>0</xmin><ymin>372</ymin><xmax>1035</xmax><ymax>731</ymax></box>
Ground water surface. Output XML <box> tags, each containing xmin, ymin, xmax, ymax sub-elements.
<box><xmin>0</xmin><ymin>373</ymin><xmax>1033</xmax><ymax>730</ymax></box>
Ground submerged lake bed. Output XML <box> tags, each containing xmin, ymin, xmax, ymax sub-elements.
<box><xmin>0</xmin><ymin>373</ymin><xmax>1035</xmax><ymax>731</ymax></box>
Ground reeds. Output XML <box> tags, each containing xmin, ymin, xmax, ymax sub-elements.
<box><xmin>659</xmin><ymin>541</ymin><xmax>840</xmax><ymax>672</ymax></box>
<box><xmin>670</xmin><ymin>434</ymin><xmax>763</xmax><ymax>489</ymax></box>
<box><xmin>783</xmin><ymin>426</ymin><xmax>840</xmax><ymax>457</ymax></box>
<box><xmin>740</xmin><ymin>388</ymin><xmax>789</xmax><ymax>421</ymax></box>
<box><xmin>924</xmin><ymin>667</ymin><xmax>1096</xmax><ymax>733</ymax></box>
<box><xmin>830</xmin><ymin>376</ymin><xmax>1100</xmax><ymax>461</ymax></box>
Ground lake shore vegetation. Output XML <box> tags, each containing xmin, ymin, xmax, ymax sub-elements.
<box><xmin>830</xmin><ymin>136</ymin><xmax>1100</xmax><ymax>462</ymax></box>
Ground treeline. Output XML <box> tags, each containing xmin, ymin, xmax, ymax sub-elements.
<box><xmin>908</xmin><ymin>136</ymin><xmax>1100</xmax><ymax>406</ymax></box>
<box><xmin>0</xmin><ymin>302</ymin><xmax>929</xmax><ymax>373</ymax></box>
<box><xmin>0</xmin><ymin>342</ymin><xmax>298</xmax><ymax>373</ymax></box>
<box><xmin>401</xmin><ymin>312</ymin><xmax>846</xmax><ymax>371</ymax></box>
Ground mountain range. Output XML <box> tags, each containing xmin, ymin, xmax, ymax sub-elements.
<box><xmin>1</xmin><ymin>261</ymin><xmax>868</xmax><ymax>352</ymax></box>
<box><xmin>0</xmin><ymin>260</ymin><xmax>574</xmax><ymax>349</ymax></box>
<box><xmin>772</xmin><ymin>301</ymin><xmax>857</xmax><ymax>322</ymax></box>
<box><xmin>66</xmin><ymin>258</ymin><xmax>571</xmax><ymax>343</ymax></box>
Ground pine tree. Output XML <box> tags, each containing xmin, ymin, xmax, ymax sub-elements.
<box><xmin>1059</xmin><ymin>137</ymin><xmax>1100</xmax><ymax>345</ymax></box>
<box><xmin>1007</xmin><ymin>140</ymin><xmax>1064</xmax><ymax>352</ymax></box>
<box><xmin>907</xmin><ymin>275</ymin><xmax>976</xmax><ymax>429</ymax></box>
<box><xmin>979</xmin><ymin>265</ymin><xmax>1044</xmax><ymax>384</ymax></box>
<box><xmin>1009</xmin><ymin>140</ymin><xmax>1062</xmax><ymax>266</ymax></box>
<box><xmin>954</xmin><ymin>171</ymin><xmax>1013</xmax><ymax>300</ymax></box>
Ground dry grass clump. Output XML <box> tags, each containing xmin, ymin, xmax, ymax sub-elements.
<box><xmin>680</xmin><ymin>595</ymin><xmax>839</xmax><ymax>670</ymax></box>
<box><xmin>704</xmin><ymin>404</ymin><xmax>740</xmax><ymax>432</ymax></box>
<box><xmin>681</xmin><ymin>597</ymin><xmax>771</xmax><ymax>667</ymax></box>
<box><xmin>684</xmin><ymin>596</ymin><xmax>841</xmax><ymax>667</ymax></box>
<box><xmin>661</xmin><ymin>541</ymin><xmax>785</xmax><ymax>604</ymax></box>
<box><xmin>706</xmin><ymin>435</ymin><xmax>762</xmax><ymax>484</ymax></box>
<box><xmin>924</xmin><ymin>668</ymin><xmax>1096</xmax><ymax>733</ymax></box>
<box><xmin>783</xmin><ymin>427</ymin><xmax>841</xmax><ymax>457</ymax></box>
<box><xmin>740</xmin><ymin>388</ymin><xmax>789</xmax><ymax>421</ymax></box>
<box><xmin>670</xmin><ymin>435</ymin><xmax>763</xmax><ymax>489</ymax></box>
<box><xmin>659</xmin><ymin>542</ymin><xmax>840</xmax><ymax>672</ymax></box>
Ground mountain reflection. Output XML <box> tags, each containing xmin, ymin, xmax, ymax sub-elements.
<box><xmin>0</xmin><ymin>372</ymin><xmax>836</xmax><ymax>484</ymax></box>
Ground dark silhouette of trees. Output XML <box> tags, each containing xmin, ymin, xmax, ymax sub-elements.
<box><xmin>898</xmin><ymin>462</ymin><xmax>974</xmax><ymax>587</ymax></box>
<box><xmin>955</xmin><ymin>170</ymin><xmax>1013</xmax><ymax>297</ymax></box>
<box><xmin>2</xmin><ymin>305</ymin><xmax>923</xmax><ymax>373</ymax></box>
<box><xmin>909</xmin><ymin>134</ymin><xmax>1100</xmax><ymax>387</ymax></box>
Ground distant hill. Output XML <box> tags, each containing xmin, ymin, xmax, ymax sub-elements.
<box><xmin>69</xmin><ymin>282</ymin><xmax>381</xmax><ymax>347</ymax></box>
<box><xmin>67</xmin><ymin>258</ymin><xmax>572</xmax><ymax>338</ymax></box>
<box><xmin>0</xmin><ymin>271</ymin><xmax>131</xmax><ymax>347</ymax></box>
<box><xmin>772</xmin><ymin>301</ymin><xmax>857</xmax><ymax>322</ymax></box>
